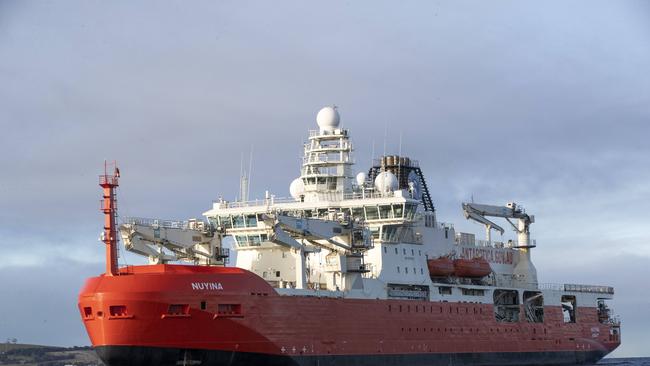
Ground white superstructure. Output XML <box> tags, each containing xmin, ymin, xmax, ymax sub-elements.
<box><xmin>119</xmin><ymin>106</ymin><xmax>616</xmax><ymax>326</ymax></box>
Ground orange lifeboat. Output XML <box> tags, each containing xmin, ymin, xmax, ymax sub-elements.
<box><xmin>427</xmin><ymin>257</ymin><xmax>455</xmax><ymax>277</ymax></box>
<box><xmin>453</xmin><ymin>258</ymin><xmax>492</xmax><ymax>278</ymax></box>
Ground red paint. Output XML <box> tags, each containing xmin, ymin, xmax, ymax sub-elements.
<box><xmin>99</xmin><ymin>162</ymin><xmax>119</xmax><ymax>276</ymax></box>
<box><xmin>78</xmin><ymin>264</ymin><xmax>620</xmax><ymax>357</ymax></box>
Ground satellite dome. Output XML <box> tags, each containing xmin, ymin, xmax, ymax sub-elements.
<box><xmin>316</xmin><ymin>106</ymin><xmax>340</xmax><ymax>132</ymax></box>
<box><xmin>289</xmin><ymin>178</ymin><xmax>305</xmax><ymax>200</ymax></box>
<box><xmin>374</xmin><ymin>171</ymin><xmax>398</xmax><ymax>193</ymax></box>
<box><xmin>355</xmin><ymin>172</ymin><xmax>367</xmax><ymax>187</ymax></box>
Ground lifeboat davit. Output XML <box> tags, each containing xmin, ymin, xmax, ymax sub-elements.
<box><xmin>453</xmin><ymin>258</ymin><xmax>492</xmax><ymax>278</ymax></box>
<box><xmin>427</xmin><ymin>257</ymin><xmax>455</xmax><ymax>277</ymax></box>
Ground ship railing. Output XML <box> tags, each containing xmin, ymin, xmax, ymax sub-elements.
<box><xmin>212</xmin><ymin>191</ymin><xmax>408</xmax><ymax>209</ymax></box>
<box><xmin>308</xmin><ymin>129</ymin><xmax>348</xmax><ymax>138</ymax></box>
<box><xmin>372</xmin><ymin>158</ymin><xmax>420</xmax><ymax>168</ymax></box>
<box><xmin>535</xmin><ymin>283</ymin><xmax>615</xmax><ymax>294</ymax></box>
<box><xmin>122</xmin><ymin>216</ymin><xmax>193</xmax><ymax>230</ymax></box>
<box><xmin>99</xmin><ymin>175</ymin><xmax>119</xmax><ymax>185</ymax></box>
<box><xmin>563</xmin><ymin>283</ymin><xmax>615</xmax><ymax>294</ymax></box>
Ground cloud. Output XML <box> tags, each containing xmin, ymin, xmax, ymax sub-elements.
<box><xmin>0</xmin><ymin>0</ymin><xmax>648</xmax><ymax>357</ymax></box>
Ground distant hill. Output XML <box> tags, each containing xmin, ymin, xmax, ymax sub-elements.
<box><xmin>0</xmin><ymin>343</ymin><xmax>103</xmax><ymax>366</ymax></box>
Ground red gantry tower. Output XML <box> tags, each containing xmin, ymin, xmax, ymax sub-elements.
<box><xmin>99</xmin><ymin>161</ymin><xmax>120</xmax><ymax>276</ymax></box>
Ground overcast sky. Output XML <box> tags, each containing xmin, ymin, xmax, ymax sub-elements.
<box><xmin>0</xmin><ymin>0</ymin><xmax>649</xmax><ymax>357</ymax></box>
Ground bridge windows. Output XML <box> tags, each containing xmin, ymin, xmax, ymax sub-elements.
<box><xmin>246</xmin><ymin>214</ymin><xmax>257</xmax><ymax>227</ymax></box>
<box><xmin>379</xmin><ymin>205</ymin><xmax>394</xmax><ymax>219</ymax></box>
<box><xmin>365</xmin><ymin>206</ymin><xmax>379</xmax><ymax>220</ymax></box>
<box><xmin>405</xmin><ymin>204</ymin><xmax>417</xmax><ymax>220</ymax></box>
<box><xmin>234</xmin><ymin>234</ymin><xmax>265</xmax><ymax>247</ymax></box>
<box><xmin>393</xmin><ymin>204</ymin><xmax>404</xmax><ymax>218</ymax></box>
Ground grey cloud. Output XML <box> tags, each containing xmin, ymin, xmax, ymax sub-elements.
<box><xmin>0</xmin><ymin>0</ymin><xmax>648</xmax><ymax>356</ymax></box>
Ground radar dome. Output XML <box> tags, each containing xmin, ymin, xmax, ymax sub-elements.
<box><xmin>316</xmin><ymin>106</ymin><xmax>340</xmax><ymax>132</ymax></box>
<box><xmin>289</xmin><ymin>178</ymin><xmax>305</xmax><ymax>200</ymax></box>
<box><xmin>356</xmin><ymin>172</ymin><xmax>367</xmax><ymax>187</ymax></box>
<box><xmin>374</xmin><ymin>171</ymin><xmax>398</xmax><ymax>193</ymax></box>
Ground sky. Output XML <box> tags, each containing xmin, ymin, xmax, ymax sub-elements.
<box><xmin>0</xmin><ymin>0</ymin><xmax>649</xmax><ymax>358</ymax></box>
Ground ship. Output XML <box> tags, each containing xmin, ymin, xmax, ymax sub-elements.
<box><xmin>79</xmin><ymin>106</ymin><xmax>621</xmax><ymax>366</ymax></box>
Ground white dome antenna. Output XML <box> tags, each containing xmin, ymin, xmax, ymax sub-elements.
<box><xmin>289</xmin><ymin>178</ymin><xmax>305</xmax><ymax>200</ymax></box>
<box><xmin>356</xmin><ymin>172</ymin><xmax>367</xmax><ymax>187</ymax></box>
<box><xmin>316</xmin><ymin>106</ymin><xmax>340</xmax><ymax>132</ymax></box>
<box><xmin>374</xmin><ymin>171</ymin><xmax>398</xmax><ymax>193</ymax></box>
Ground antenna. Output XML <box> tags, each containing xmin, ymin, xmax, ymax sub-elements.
<box><xmin>238</xmin><ymin>153</ymin><xmax>244</xmax><ymax>201</ymax></box>
<box><xmin>383</xmin><ymin>122</ymin><xmax>388</xmax><ymax>157</ymax></box>
<box><xmin>398</xmin><ymin>130</ymin><xmax>403</xmax><ymax>157</ymax></box>
<box><xmin>247</xmin><ymin>145</ymin><xmax>254</xmax><ymax>201</ymax></box>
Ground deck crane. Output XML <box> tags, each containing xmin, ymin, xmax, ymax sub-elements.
<box><xmin>461</xmin><ymin>202</ymin><xmax>535</xmax><ymax>248</ymax></box>
<box><xmin>461</xmin><ymin>202</ymin><xmax>538</xmax><ymax>286</ymax></box>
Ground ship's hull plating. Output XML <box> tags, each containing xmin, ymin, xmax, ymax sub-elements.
<box><xmin>78</xmin><ymin>265</ymin><xmax>620</xmax><ymax>366</ymax></box>
<box><xmin>96</xmin><ymin>345</ymin><xmax>609</xmax><ymax>366</ymax></box>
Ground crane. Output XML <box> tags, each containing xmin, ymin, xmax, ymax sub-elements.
<box><xmin>461</xmin><ymin>202</ymin><xmax>535</xmax><ymax>248</ymax></box>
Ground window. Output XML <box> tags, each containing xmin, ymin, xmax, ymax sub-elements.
<box><xmin>393</xmin><ymin>204</ymin><xmax>404</xmax><ymax>218</ymax></box>
<box><xmin>351</xmin><ymin>207</ymin><xmax>364</xmax><ymax>220</ymax></box>
<box><xmin>219</xmin><ymin>216</ymin><xmax>232</xmax><ymax>229</ymax></box>
<box><xmin>383</xmin><ymin>246</ymin><xmax>387</xmax><ymax>254</ymax></box>
<box><xmin>379</xmin><ymin>205</ymin><xmax>393</xmax><ymax>219</ymax></box>
<box><xmin>365</xmin><ymin>206</ymin><xmax>379</xmax><ymax>220</ymax></box>
<box><xmin>397</xmin><ymin>267</ymin><xmax>400</xmax><ymax>273</ymax></box>
<box><xmin>405</xmin><ymin>267</ymin><xmax>409</xmax><ymax>274</ymax></box>
<box><xmin>438</xmin><ymin>286</ymin><xmax>452</xmax><ymax>295</ymax></box>
<box><xmin>235</xmin><ymin>235</ymin><xmax>248</xmax><ymax>247</ymax></box>
<box><xmin>420</xmin><ymin>268</ymin><xmax>424</xmax><ymax>275</ymax></box>
<box><xmin>217</xmin><ymin>304</ymin><xmax>242</xmax><ymax>317</ymax></box>
<box><xmin>167</xmin><ymin>304</ymin><xmax>189</xmax><ymax>316</ymax></box>
<box><xmin>233</xmin><ymin>215</ymin><xmax>246</xmax><ymax>228</ymax></box>
<box><xmin>249</xmin><ymin>235</ymin><xmax>262</xmax><ymax>246</ymax></box>
<box><xmin>200</xmin><ymin>301</ymin><xmax>207</xmax><ymax>310</ymax></box>
<box><xmin>461</xmin><ymin>288</ymin><xmax>485</xmax><ymax>296</ymax></box>
<box><xmin>275</xmin><ymin>271</ymin><xmax>281</xmax><ymax>278</ymax></box>
<box><xmin>246</xmin><ymin>214</ymin><xmax>257</xmax><ymax>227</ymax></box>
<box><xmin>411</xmin><ymin>249</ymin><xmax>415</xmax><ymax>256</ymax></box>
<box><xmin>405</xmin><ymin>204</ymin><xmax>417</xmax><ymax>219</ymax></box>
<box><xmin>394</xmin><ymin>247</ymin><xmax>398</xmax><ymax>254</ymax></box>
<box><xmin>370</xmin><ymin>227</ymin><xmax>380</xmax><ymax>240</ymax></box>
<box><xmin>381</xmin><ymin>225</ymin><xmax>399</xmax><ymax>243</ymax></box>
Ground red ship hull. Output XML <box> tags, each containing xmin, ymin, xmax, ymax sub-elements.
<box><xmin>78</xmin><ymin>265</ymin><xmax>620</xmax><ymax>366</ymax></box>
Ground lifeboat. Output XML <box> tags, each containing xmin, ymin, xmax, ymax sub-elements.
<box><xmin>453</xmin><ymin>257</ymin><xmax>492</xmax><ymax>278</ymax></box>
<box><xmin>427</xmin><ymin>257</ymin><xmax>455</xmax><ymax>277</ymax></box>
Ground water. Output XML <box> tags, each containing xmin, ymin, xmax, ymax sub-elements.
<box><xmin>599</xmin><ymin>358</ymin><xmax>650</xmax><ymax>366</ymax></box>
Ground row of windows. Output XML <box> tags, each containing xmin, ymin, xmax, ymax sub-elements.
<box><xmin>398</xmin><ymin>327</ymin><xmax>549</xmax><ymax>336</ymax></box>
<box><xmin>383</xmin><ymin>246</ymin><xmax>422</xmax><ymax>256</ymax></box>
<box><xmin>388</xmin><ymin>303</ymin><xmax>485</xmax><ymax>315</ymax></box>
<box><xmin>396</xmin><ymin>266</ymin><xmax>425</xmax><ymax>275</ymax></box>
<box><xmin>217</xmin><ymin>214</ymin><xmax>259</xmax><ymax>229</ymax></box>
<box><xmin>234</xmin><ymin>234</ymin><xmax>268</xmax><ymax>247</ymax></box>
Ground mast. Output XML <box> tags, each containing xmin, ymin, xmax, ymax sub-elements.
<box><xmin>99</xmin><ymin>161</ymin><xmax>120</xmax><ymax>276</ymax></box>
